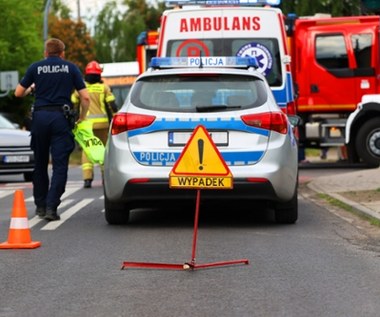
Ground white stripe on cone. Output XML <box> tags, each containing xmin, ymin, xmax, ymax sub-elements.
<box><xmin>10</xmin><ymin>217</ymin><xmax>29</xmax><ymax>229</ymax></box>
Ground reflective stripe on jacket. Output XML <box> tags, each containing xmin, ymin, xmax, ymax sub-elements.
<box><xmin>71</xmin><ymin>82</ymin><xmax>116</xmax><ymax>125</ymax></box>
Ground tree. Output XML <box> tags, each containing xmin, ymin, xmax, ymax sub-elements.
<box><xmin>49</xmin><ymin>0</ymin><xmax>96</xmax><ymax>72</ymax></box>
<box><xmin>93</xmin><ymin>0</ymin><xmax>166</xmax><ymax>62</ymax></box>
<box><xmin>0</xmin><ymin>0</ymin><xmax>95</xmax><ymax>121</ymax></box>
<box><xmin>48</xmin><ymin>16</ymin><xmax>96</xmax><ymax>72</ymax></box>
<box><xmin>280</xmin><ymin>0</ymin><xmax>362</xmax><ymax>16</ymax></box>
<box><xmin>0</xmin><ymin>0</ymin><xmax>44</xmax><ymax>121</ymax></box>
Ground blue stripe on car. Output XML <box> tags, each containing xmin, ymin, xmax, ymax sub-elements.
<box><xmin>132</xmin><ymin>150</ymin><xmax>264</xmax><ymax>166</ymax></box>
<box><xmin>128</xmin><ymin>117</ymin><xmax>270</xmax><ymax>138</ymax></box>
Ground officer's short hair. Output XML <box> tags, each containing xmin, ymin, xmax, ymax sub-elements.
<box><xmin>45</xmin><ymin>38</ymin><xmax>65</xmax><ymax>57</ymax></box>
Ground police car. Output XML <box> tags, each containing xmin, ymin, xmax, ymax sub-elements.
<box><xmin>103</xmin><ymin>56</ymin><xmax>299</xmax><ymax>225</ymax></box>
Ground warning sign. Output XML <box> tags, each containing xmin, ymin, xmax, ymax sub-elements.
<box><xmin>169</xmin><ymin>125</ymin><xmax>233</xmax><ymax>189</ymax></box>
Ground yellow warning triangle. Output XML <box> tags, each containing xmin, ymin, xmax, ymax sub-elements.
<box><xmin>170</xmin><ymin>125</ymin><xmax>230</xmax><ymax>176</ymax></box>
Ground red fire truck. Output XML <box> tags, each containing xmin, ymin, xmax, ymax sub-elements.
<box><xmin>287</xmin><ymin>14</ymin><xmax>380</xmax><ymax>167</ymax></box>
<box><xmin>136</xmin><ymin>30</ymin><xmax>159</xmax><ymax>74</ymax></box>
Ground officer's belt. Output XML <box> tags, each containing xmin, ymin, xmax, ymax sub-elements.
<box><xmin>34</xmin><ymin>105</ymin><xmax>66</xmax><ymax>112</ymax></box>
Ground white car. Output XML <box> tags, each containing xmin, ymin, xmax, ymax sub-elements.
<box><xmin>104</xmin><ymin>57</ymin><xmax>299</xmax><ymax>225</ymax></box>
<box><xmin>0</xmin><ymin>114</ymin><xmax>34</xmax><ymax>181</ymax></box>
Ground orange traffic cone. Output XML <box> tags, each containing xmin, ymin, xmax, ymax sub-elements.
<box><xmin>0</xmin><ymin>190</ymin><xmax>41</xmax><ymax>249</ymax></box>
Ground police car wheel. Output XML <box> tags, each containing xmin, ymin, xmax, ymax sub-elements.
<box><xmin>274</xmin><ymin>191</ymin><xmax>298</xmax><ymax>224</ymax></box>
<box><xmin>104</xmin><ymin>196</ymin><xmax>130</xmax><ymax>225</ymax></box>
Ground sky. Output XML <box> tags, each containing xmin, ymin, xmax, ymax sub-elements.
<box><xmin>60</xmin><ymin>0</ymin><xmax>127</xmax><ymax>32</ymax></box>
<box><xmin>61</xmin><ymin>0</ymin><xmax>127</xmax><ymax>29</ymax></box>
<box><xmin>61</xmin><ymin>0</ymin><xmax>112</xmax><ymax>19</ymax></box>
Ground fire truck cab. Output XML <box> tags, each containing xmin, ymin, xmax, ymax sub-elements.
<box><xmin>136</xmin><ymin>30</ymin><xmax>159</xmax><ymax>75</ymax></box>
<box><xmin>287</xmin><ymin>14</ymin><xmax>380</xmax><ymax>166</ymax></box>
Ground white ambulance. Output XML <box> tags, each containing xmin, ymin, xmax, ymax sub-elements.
<box><xmin>157</xmin><ymin>0</ymin><xmax>295</xmax><ymax>114</ymax></box>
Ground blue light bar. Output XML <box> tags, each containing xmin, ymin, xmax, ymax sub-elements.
<box><xmin>150</xmin><ymin>56</ymin><xmax>259</xmax><ymax>69</ymax></box>
<box><xmin>166</xmin><ymin>0</ymin><xmax>281</xmax><ymax>6</ymax></box>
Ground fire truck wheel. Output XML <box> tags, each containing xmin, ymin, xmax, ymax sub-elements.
<box><xmin>355</xmin><ymin>117</ymin><xmax>380</xmax><ymax>168</ymax></box>
<box><xmin>104</xmin><ymin>195</ymin><xmax>130</xmax><ymax>225</ymax></box>
<box><xmin>274</xmin><ymin>191</ymin><xmax>298</xmax><ymax>224</ymax></box>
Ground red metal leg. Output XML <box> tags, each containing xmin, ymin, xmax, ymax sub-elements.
<box><xmin>121</xmin><ymin>189</ymin><xmax>249</xmax><ymax>271</ymax></box>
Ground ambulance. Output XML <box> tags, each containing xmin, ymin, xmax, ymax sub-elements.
<box><xmin>156</xmin><ymin>0</ymin><xmax>296</xmax><ymax>115</ymax></box>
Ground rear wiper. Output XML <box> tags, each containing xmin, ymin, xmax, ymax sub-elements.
<box><xmin>195</xmin><ymin>105</ymin><xmax>242</xmax><ymax>112</ymax></box>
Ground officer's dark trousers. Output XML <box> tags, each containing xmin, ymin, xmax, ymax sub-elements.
<box><xmin>31</xmin><ymin>111</ymin><xmax>75</xmax><ymax>210</ymax></box>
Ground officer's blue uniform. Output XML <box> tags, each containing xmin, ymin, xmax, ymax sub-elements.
<box><xmin>20</xmin><ymin>56</ymin><xmax>86</xmax><ymax>211</ymax></box>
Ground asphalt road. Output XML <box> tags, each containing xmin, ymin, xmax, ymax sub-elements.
<box><xmin>0</xmin><ymin>165</ymin><xmax>379</xmax><ymax>317</ymax></box>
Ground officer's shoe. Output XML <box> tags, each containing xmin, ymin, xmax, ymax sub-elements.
<box><xmin>35</xmin><ymin>206</ymin><xmax>46</xmax><ymax>218</ymax></box>
<box><xmin>44</xmin><ymin>208</ymin><xmax>60</xmax><ymax>221</ymax></box>
<box><xmin>84</xmin><ymin>179</ymin><xmax>92</xmax><ymax>188</ymax></box>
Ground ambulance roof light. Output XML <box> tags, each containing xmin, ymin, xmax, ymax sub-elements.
<box><xmin>165</xmin><ymin>0</ymin><xmax>281</xmax><ymax>7</ymax></box>
<box><xmin>149</xmin><ymin>56</ymin><xmax>259</xmax><ymax>69</ymax></box>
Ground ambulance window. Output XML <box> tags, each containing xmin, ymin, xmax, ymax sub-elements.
<box><xmin>232</xmin><ymin>39</ymin><xmax>282</xmax><ymax>87</ymax></box>
<box><xmin>351</xmin><ymin>33</ymin><xmax>372</xmax><ymax>68</ymax></box>
<box><xmin>167</xmin><ymin>40</ymin><xmax>215</xmax><ymax>57</ymax></box>
<box><xmin>316</xmin><ymin>35</ymin><xmax>348</xmax><ymax>69</ymax></box>
<box><xmin>166</xmin><ymin>38</ymin><xmax>282</xmax><ymax>87</ymax></box>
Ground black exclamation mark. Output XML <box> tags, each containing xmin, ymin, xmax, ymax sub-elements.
<box><xmin>198</xmin><ymin>139</ymin><xmax>204</xmax><ymax>170</ymax></box>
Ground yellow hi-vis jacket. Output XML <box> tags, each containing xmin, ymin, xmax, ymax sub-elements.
<box><xmin>71</xmin><ymin>82</ymin><xmax>116</xmax><ymax>130</ymax></box>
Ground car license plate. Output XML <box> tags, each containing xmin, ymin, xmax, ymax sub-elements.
<box><xmin>3</xmin><ymin>155</ymin><xmax>30</xmax><ymax>163</ymax></box>
<box><xmin>168</xmin><ymin>131</ymin><xmax>228</xmax><ymax>146</ymax></box>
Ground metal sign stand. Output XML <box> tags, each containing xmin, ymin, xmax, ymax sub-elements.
<box><xmin>121</xmin><ymin>189</ymin><xmax>249</xmax><ymax>271</ymax></box>
<box><xmin>122</xmin><ymin>125</ymin><xmax>249</xmax><ymax>271</ymax></box>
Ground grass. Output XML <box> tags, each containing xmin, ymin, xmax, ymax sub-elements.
<box><xmin>318</xmin><ymin>193</ymin><xmax>380</xmax><ymax>227</ymax></box>
<box><xmin>305</xmin><ymin>148</ymin><xmax>320</xmax><ymax>157</ymax></box>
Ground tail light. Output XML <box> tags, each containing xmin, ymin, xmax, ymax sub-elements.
<box><xmin>241</xmin><ymin>112</ymin><xmax>288</xmax><ymax>134</ymax></box>
<box><xmin>111</xmin><ymin>113</ymin><xmax>156</xmax><ymax>135</ymax></box>
<box><xmin>285</xmin><ymin>100</ymin><xmax>296</xmax><ymax>115</ymax></box>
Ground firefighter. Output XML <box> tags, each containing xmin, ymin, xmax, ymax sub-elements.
<box><xmin>72</xmin><ymin>60</ymin><xmax>117</xmax><ymax>188</ymax></box>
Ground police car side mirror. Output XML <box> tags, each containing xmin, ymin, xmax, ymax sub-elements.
<box><xmin>288</xmin><ymin>115</ymin><xmax>301</xmax><ymax>128</ymax></box>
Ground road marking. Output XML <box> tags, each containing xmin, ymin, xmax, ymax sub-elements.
<box><xmin>24</xmin><ymin>186</ymin><xmax>81</xmax><ymax>203</ymax></box>
<box><xmin>29</xmin><ymin>200</ymin><xmax>73</xmax><ymax>228</ymax></box>
<box><xmin>41</xmin><ymin>198</ymin><xmax>94</xmax><ymax>230</ymax></box>
<box><xmin>0</xmin><ymin>190</ymin><xmax>13</xmax><ymax>199</ymax></box>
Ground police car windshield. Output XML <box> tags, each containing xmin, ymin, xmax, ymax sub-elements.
<box><xmin>131</xmin><ymin>74</ymin><xmax>268</xmax><ymax>112</ymax></box>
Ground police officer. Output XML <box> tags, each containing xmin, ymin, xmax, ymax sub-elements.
<box><xmin>15</xmin><ymin>38</ymin><xmax>90</xmax><ymax>221</ymax></box>
<box><xmin>72</xmin><ymin>60</ymin><xmax>117</xmax><ymax>188</ymax></box>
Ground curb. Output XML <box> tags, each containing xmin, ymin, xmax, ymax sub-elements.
<box><xmin>307</xmin><ymin>182</ymin><xmax>380</xmax><ymax>222</ymax></box>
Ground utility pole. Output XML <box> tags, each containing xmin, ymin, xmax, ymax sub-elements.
<box><xmin>77</xmin><ymin>0</ymin><xmax>81</xmax><ymax>22</ymax></box>
<box><xmin>43</xmin><ymin>0</ymin><xmax>52</xmax><ymax>43</ymax></box>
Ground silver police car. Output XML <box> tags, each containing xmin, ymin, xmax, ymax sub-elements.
<box><xmin>104</xmin><ymin>57</ymin><xmax>299</xmax><ymax>225</ymax></box>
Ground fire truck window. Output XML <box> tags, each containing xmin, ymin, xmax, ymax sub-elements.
<box><xmin>316</xmin><ymin>35</ymin><xmax>348</xmax><ymax>69</ymax></box>
<box><xmin>351</xmin><ymin>33</ymin><xmax>372</xmax><ymax>68</ymax></box>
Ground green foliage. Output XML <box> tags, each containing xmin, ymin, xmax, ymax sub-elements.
<box><xmin>49</xmin><ymin>17</ymin><xmax>96</xmax><ymax>72</ymax></box>
<box><xmin>0</xmin><ymin>0</ymin><xmax>45</xmax><ymax>123</ymax></box>
<box><xmin>0</xmin><ymin>0</ymin><xmax>44</xmax><ymax>76</ymax></box>
<box><xmin>280</xmin><ymin>0</ymin><xmax>362</xmax><ymax>16</ymax></box>
<box><xmin>93</xmin><ymin>0</ymin><xmax>166</xmax><ymax>62</ymax></box>
<box><xmin>0</xmin><ymin>0</ymin><xmax>94</xmax><ymax>122</ymax></box>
